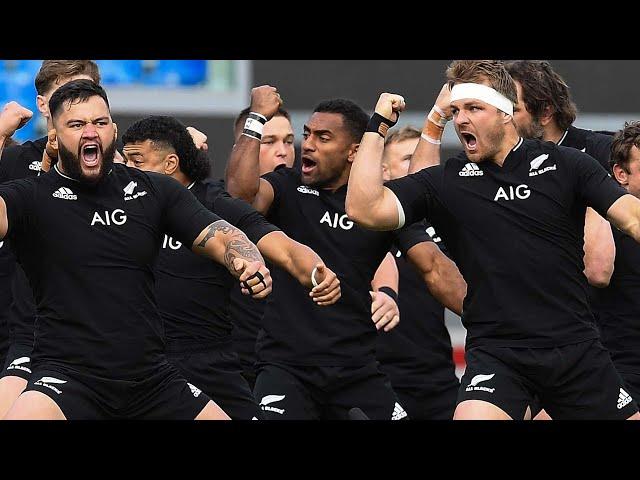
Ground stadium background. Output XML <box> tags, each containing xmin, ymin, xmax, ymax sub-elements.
<box><xmin>2</xmin><ymin>59</ymin><xmax>634</xmax><ymax>377</ymax></box>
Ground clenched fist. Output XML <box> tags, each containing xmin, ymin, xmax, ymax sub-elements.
<box><xmin>249</xmin><ymin>85</ymin><xmax>283</xmax><ymax>121</ymax></box>
<box><xmin>0</xmin><ymin>102</ymin><xmax>33</xmax><ymax>139</ymax></box>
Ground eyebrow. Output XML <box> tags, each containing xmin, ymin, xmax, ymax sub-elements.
<box><xmin>303</xmin><ymin>126</ymin><xmax>333</xmax><ymax>136</ymax></box>
<box><xmin>65</xmin><ymin>116</ymin><xmax>110</xmax><ymax>125</ymax></box>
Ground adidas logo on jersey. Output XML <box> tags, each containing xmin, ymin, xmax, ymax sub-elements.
<box><xmin>297</xmin><ymin>185</ymin><xmax>319</xmax><ymax>196</ymax></box>
<box><xmin>187</xmin><ymin>382</ymin><xmax>201</xmax><ymax>398</ymax></box>
<box><xmin>391</xmin><ymin>402</ymin><xmax>407</xmax><ymax>420</ymax></box>
<box><xmin>459</xmin><ymin>163</ymin><xmax>483</xmax><ymax>177</ymax></box>
<box><xmin>52</xmin><ymin>187</ymin><xmax>77</xmax><ymax>200</ymax></box>
<box><xmin>617</xmin><ymin>388</ymin><xmax>632</xmax><ymax>410</ymax></box>
<box><xmin>28</xmin><ymin>161</ymin><xmax>42</xmax><ymax>171</ymax></box>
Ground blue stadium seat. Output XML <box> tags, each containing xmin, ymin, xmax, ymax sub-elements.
<box><xmin>141</xmin><ymin>60</ymin><xmax>207</xmax><ymax>86</ymax></box>
<box><xmin>0</xmin><ymin>60</ymin><xmax>42</xmax><ymax>76</ymax></box>
<box><xmin>95</xmin><ymin>60</ymin><xmax>143</xmax><ymax>85</ymax></box>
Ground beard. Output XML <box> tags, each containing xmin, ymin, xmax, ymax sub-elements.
<box><xmin>58</xmin><ymin>138</ymin><xmax>116</xmax><ymax>185</ymax></box>
<box><xmin>517</xmin><ymin>116</ymin><xmax>545</xmax><ymax>140</ymax></box>
<box><xmin>479</xmin><ymin>119</ymin><xmax>507</xmax><ymax>163</ymax></box>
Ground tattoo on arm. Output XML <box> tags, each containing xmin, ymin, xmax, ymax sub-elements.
<box><xmin>196</xmin><ymin>220</ymin><xmax>262</xmax><ymax>269</ymax></box>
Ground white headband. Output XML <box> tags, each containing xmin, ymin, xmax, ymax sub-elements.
<box><xmin>450</xmin><ymin>83</ymin><xmax>513</xmax><ymax>116</ymax></box>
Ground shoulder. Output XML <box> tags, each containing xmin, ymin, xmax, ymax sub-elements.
<box><xmin>262</xmin><ymin>165</ymin><xmax>300</xmax><ymax>186</ymax></box>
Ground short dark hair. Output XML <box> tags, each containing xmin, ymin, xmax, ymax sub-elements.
<box><xmin>610</xmin><ymin>121</ymin><xmax>640</xmax><ymax>174</ymax></box>
<box><xmin>49</xmin><ymin>79</ymin><xmax>109</xmax><ymax>121</ymax></box>
<box><xmin>35</xmin><ymin>60</ymin><xmax>101</xmax><ymax>95</ymax></box>
<box><xmin>233</xmin><ymin>107</ymin><xmax>291</xmax><ymax>132</ymax></box>
<box><xmin>504</xmin><ymin>60</ymin><xmax>577</xmax><ymax>132</ymax></box>
<box><xmin>313</xmin><ymin>98</ymin><xmax>368</xmax><ymax>143</ymax></box>
<box><xmin>122</xmin><ymin>115</ymin><xmax>210</xmax><ymax>182</ymax></box>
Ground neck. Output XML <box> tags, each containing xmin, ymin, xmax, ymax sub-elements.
<box><xmin>323</xmin><ymin>166</ymin><xmax>350</xmax><ymax>192</ymax></box>
<box><xmin>491</xmin><ymin>127</ymin><xmax>521</xmax><ymax>167</ymax></box>
<box><xmin>172</xmin><ymin>170</ymin><xmax>193</xmax><ymax>187</ymax></box>
<box><xmin>543</xmin><ymin>121</ymin><xmax>565</xmax><ymax>144</ymax></box>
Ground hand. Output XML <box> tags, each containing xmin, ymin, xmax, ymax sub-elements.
<box><xmin>309</xmin><ymin>263</ymin><xmax>341</xmax><ymax>306</ymax></box>
<box><xmin>374</xmin><ymin>93</ymin><xmax>405</xmax><ymax>123</ymax></box>
<box><xmin>234</xmin><ymin>258</ymin><xmax>272</xmax><ymax>299</ymax></box>
<box><xmin>114</xmin><ymin>149</ymin><xmax>127</xmax><ymax>165</ymax></box>
<box><xmin>370</xmin><ymin>290</ymin><xmax>400</xmax><ymax>332</ymax></box>
<box><xmin>40</xmin><ymin>129</ymin><xmax>57</xmax><ymax>172</ymax></box>
<box><xmin>0</xmin><ymin>102</ymin><xmax>33</xmax><ymax>139</ymax></box>
<box><xmin>434</xmin><ymin>83</ymin><xmax>453</xmax><ymax>120</ymax></box>
<box><xmin>249</xmin><ymin>85</ymin><xmax>282</xmax><ymax>120</ymax></box>
<box><xmin>187</xmin><ymin>126</ymin><xmax>208</xmax><ymax>151</ymax></box>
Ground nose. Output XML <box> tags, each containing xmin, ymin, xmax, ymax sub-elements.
<box><xmin>302</xmin><ymin>136</ymin><xmax>315</xmax><ymax>154</ymax></box>
<box><xmin>82</xmin><ymin>123</ymin><xmax>98</xmax><ymax>138</ymax></box>
<box><xmin>275</xmin><ymin>141</ymin><xmax>288</xmax><ymax>157</ymax></box>
<box><xmin>454</xmin><ymin>108</ymin><xmax>469</xmax><ymax>126</ymax></box>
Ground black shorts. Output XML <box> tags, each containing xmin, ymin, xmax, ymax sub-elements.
<box><xmin>2</xmin><ymin>342</ymin><xmax>32</xmax><ymax>381</ymax></box>
<box><xmin>458</xmin><ymin>339</ymin><xmax>639</xmax><ymax>420</ymax></box>
<box><xmin>167</xmin><ymin>344</ymin><xmax>262</xmax><ymax>420</ymax></box>
<box><xmin>254</xmin><ymin>362</ymin><xmax>408</xmax><ymax>420</ymax></box>
<box><xmin>393</xmin><ymin>381</ymin><xmax>459</xmax><ymax>420</ymax></box>
<box><xmin>24</xmin><ymin>362</ymin><xmax>211</xmax><ymax>420</ymax></box>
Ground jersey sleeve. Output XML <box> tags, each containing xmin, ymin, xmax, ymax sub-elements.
<box><xmin>156</xmin><ymin>175</ymin><xmax>222</xmax><ymax>247</ymax></box>
<box><xmin>0</xmin><ymin>178</ymin><xmax>35</xmax><ymax>239</ymax></box>
<box><xmin>0</xmin><ymin>145</ymin><xmax>20</xmax><ymax>184</ymax></box>
<box><xmin>570</xmin><ymin>148</ymin><xmax>626</xmax><ymax>217</ymax></box>
<box><xmin>261</xmin><ymin>165</ymin><xmax>296</xmax><ymax>214</ymax></box>
<box><xmin>384</xmin><ymin>166</ymin><xmax>442</xmax><ymax>228</ymax></box>
<box><xmin>393</xmin><ymin>220</ymin><xmax>433</xmax><ymax>255</ymax></box>
<box><xmin>213</xmin><ymin>191</ymin><xmax>280</xmax><ymax>245</ymax></box>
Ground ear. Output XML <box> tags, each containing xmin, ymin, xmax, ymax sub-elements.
<box><xmin>381</xmin><ymin>162</ymin><xmax>391</xmax><ymax>182</ymax></box>
<box><xmin>347</xmin><ymin>143</ymin><xmax>360</xmax><ymax>164</ymax></box>
<box><xmin>539</xmin><ymin>105</ymin><xmax>554</xmax><ymax>127</ymax></box>
<box><xmin>164</xmin><ymin>153</ymin><xmax>180</xmax><ymax>175</ymax></box>
<box><xmin>113</xmin><ymin>122</ymin><xmax>118</xmax><ymax>141</ymax></box>
<box><xmin>612</xmin><ymin>163</ymin><xmax>629</xmax><ymax>186</ymax></box>
<box><xmin>503</xmin><ymin>112</ymin><xmax>513</xmax><ymax>125</ymax></box>
<box><xmin>36</xmin><ymin>95</ymin><xmax>48</xmax><ymax>117</ymax></box>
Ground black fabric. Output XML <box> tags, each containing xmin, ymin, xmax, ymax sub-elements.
<box><xmin>155</xmin><ymin>179</ymin><xmax>278</xmax><ymax>346</ymax></box>
<box><xmin>387</xmin><ymin>138</ymin><xmax>626</xmax><ymax>349</ymax></box>
<box><xmin>0</xmin><ymin>163</ymin><xmax>220</xmax><ymax>379</ymax></box>
<box><xmin>1</xmin><ymin>342</ymin><xmax>32</xmax><ymax>380</ymax></box>
<box><xmin>253</xmin><ymin>362</ymin><xmax>407</xmax><ymax>420</ymax></box>
<box><xmin>25</xmin><ymin>362</ymin><xmax>211</xmax><ymax>419</ymax></box>
<box><xmin>458</xmin><ymin>340</ymin><xmax>638</xmax><ymax>420</ymax></box>
<box><xmin>229</xmin><ymin>283</ymin><xmax>265</xmax><ymax>380</ymax></box>
<box><xmin>594</xmin><ymin>227</ymin><xmax>640</xmax><ymax>374</ymax></box>
<box><xmin>257</xmin><ymin>167</ymin><xmax>426</xmax><ymax>366</ymax></box>
<box><xmin>167</xmin><ymin>343</ymin><xmax>262</xmax><ymax>420</ymax></box>
<box><xmin>559</xmin><ymin>125</ymin><xmax>613</xmax><ymax>172</ymax></box>
<box><xmin>376</xmin><ymin>222</ymin><xmax>459</xmax><ymax>395</ymax></box>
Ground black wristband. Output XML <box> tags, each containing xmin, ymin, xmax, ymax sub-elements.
<box><xmin>378</xmin><ymin>286</ymin><xmax>398</xmax><ymax>303</ymax></box>
<box><xmin>366</xmin><ymin>112</ymin><xmax>398</xmax><ymax>138</ymax></box>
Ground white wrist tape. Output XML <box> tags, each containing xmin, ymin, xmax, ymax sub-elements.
<box><xmin>450</xmin><ymin>83</ymin><xmax>513</xmax><ymax>116</ymax></box>
<box><xmin>311</xmin><ymin>267</ymin><xmax>319</xmax><ymax>287</ymax></box>
<box><xmin>421</xmin><ymin>132</ymin><xmax>441</xmax><ymax>145</ymax></box>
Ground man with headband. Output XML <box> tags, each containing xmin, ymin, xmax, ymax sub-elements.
<box><xmin>346</xmin><ymin>60</ymin><xmax>640</xmax><ymax>420</ymax></box>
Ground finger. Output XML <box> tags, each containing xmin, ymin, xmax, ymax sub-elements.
<box><xmin>238</xmin><ymin>263</ymin><xmax>260</xmax><ymax>282</ymax></box>
<box><xmin>383</xmin><ymin>315</ymin><xmax>400</xmax><ymax>332</ymax></box>
<box><xmin>251</xmin><ymin>284</ymin><xmax>272</xmax><ymax>299</ymax></box>
<box><xmin>375</xmin><ymin>312</ymin><xmax>396</xmax><ymax>330</ymax></box>
<box><xmin>233</xmin><ymin>258</ymin><xmax>246</xmax><ymax>273</ymax></box>
<box><xmin>312</xmin><ymin>288</ymin><xmax>340</xmax><ymax>303</ymax></box>
<box><xmin>311</xmin><ymin>272</ymin><xmax>336</xmax><ymax>293</ymax></box>
<box><xmin>372</xmin><ymin>305</ymin><xmax>392</xmax><ymax>323</ymax></box>
<box><xmin>310</xmin><ymin>277</ymin><xmax>339</xmax><ymax>296</ymax></box>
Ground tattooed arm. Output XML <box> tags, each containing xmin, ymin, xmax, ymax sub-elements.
<box><xmin>192</xmin><ymin>219</ymin><xmax>272</xmax><ymax>298</ymax></box>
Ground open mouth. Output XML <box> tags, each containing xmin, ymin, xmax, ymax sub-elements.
<box><xmin>301</xmin><ymin>157</ymin><xmax>317</xmax><ymax>175</ymax></box>
<box><xmin>461</xmin><ymin>132</ymin><xmax>478</xmax><ymax>152</ymax></box>
<box><xmin>81</xmin><ymin>143</ymin><xmax>101</xmax><ymax>168</ymax></box>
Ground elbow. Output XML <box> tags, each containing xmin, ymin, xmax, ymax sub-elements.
<box><xmin>585</xmin><ymin>266</ymin><xmax>613</xmax><ymax>288</ymax></box>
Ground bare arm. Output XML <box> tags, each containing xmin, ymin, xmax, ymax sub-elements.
<box><xmin>192</xmin><ymin>220</ymin><xmax>272</xmax><ymax>299</ymax></box>
<box><xmin>345</xmin><ymin>93</ymin><xmax>407</xmax><ymax>231</ymax></box>
<box><xmin>225</xmin><ymin>85</ymin><xmax>282</xmax><ymax>213</ymax></box>
<box><xmin>583</xmin><ymin>207</ymin><xmax>615</xmax><ymax>288</ymax></box>
<box><xmin>256</xmin><ymin>231</ymin><xmax>341</xmax><ymax>306</ymax></box>
<box><xmin>406</xmin><ymin>241</ymin><xmax>466</xmax><ymax>315</ymax></box>
<box><xmin>369</xmin><ymin>252</ymin><xmax>401</xmax><ymax>332</ymax></box>
<box><xmin>607</xmin><ymin>194</ymin><xmax>640</xmax><ymax>243</ymax></box>
<box><xmin>408</xmin><ymin>83</ymin><xmax>452</xmax><ymax>174</ymax></box>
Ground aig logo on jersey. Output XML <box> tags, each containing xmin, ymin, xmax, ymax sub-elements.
<box><xmin>91</xmin><ymin>209</ymin><xmax>128</xmax><ymax>226</ymax></box>
<box><xmin>459</xmin><ymin>163</ymin><xmax>483</xmax><ymax>177</ymax></box>
<box><xmin>494</xmin><ymin>185</ymin><xmax>531</xmax><ymax>202</ymax></box>
<box><xmin>320</xmin><ymin>212</ymin><xmax>354</xmax><ymax>230</ymax></box>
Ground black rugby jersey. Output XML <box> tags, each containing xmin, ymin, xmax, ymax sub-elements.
<box><xmin>594</xmin><ymin>227</ymin><xmax>640</xmax><ymax>373</ymax></box>
<box><xmin>387</xmin><ymin>138</ymin><xmax>627</xmax><ymax>349</ymax></box>
<box><xmin>155</xmin><ymin>178</ymin><xmax>278</xmax><ymax>348</ymax></box>
<box><xmin>559</xmin><ymin>125</ymin><xmax>613</xmax><ymax>172</ymax></box>
<box><xmin>0</xmin><ymin>137</ymin><xmax>45</xmax><ymax>346</ymax></box>
<box><xmin>229</xmin><ymin>278</ymin><xmax>266</xmax><ymax>371</ymax></box>
<box><xmin>257</xmin><ymin>167</ymin><xmax>425</xmax><ymax>366</ymax></box>
<box><xmin>376</xmin><ymin>222</ymin><xmax>458</xmax><ymax>390</ymax></box>
<box><xmin>0</xmin><ymin>163</ymin><xmax>220</xmax><ymax>378</ymax></box>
